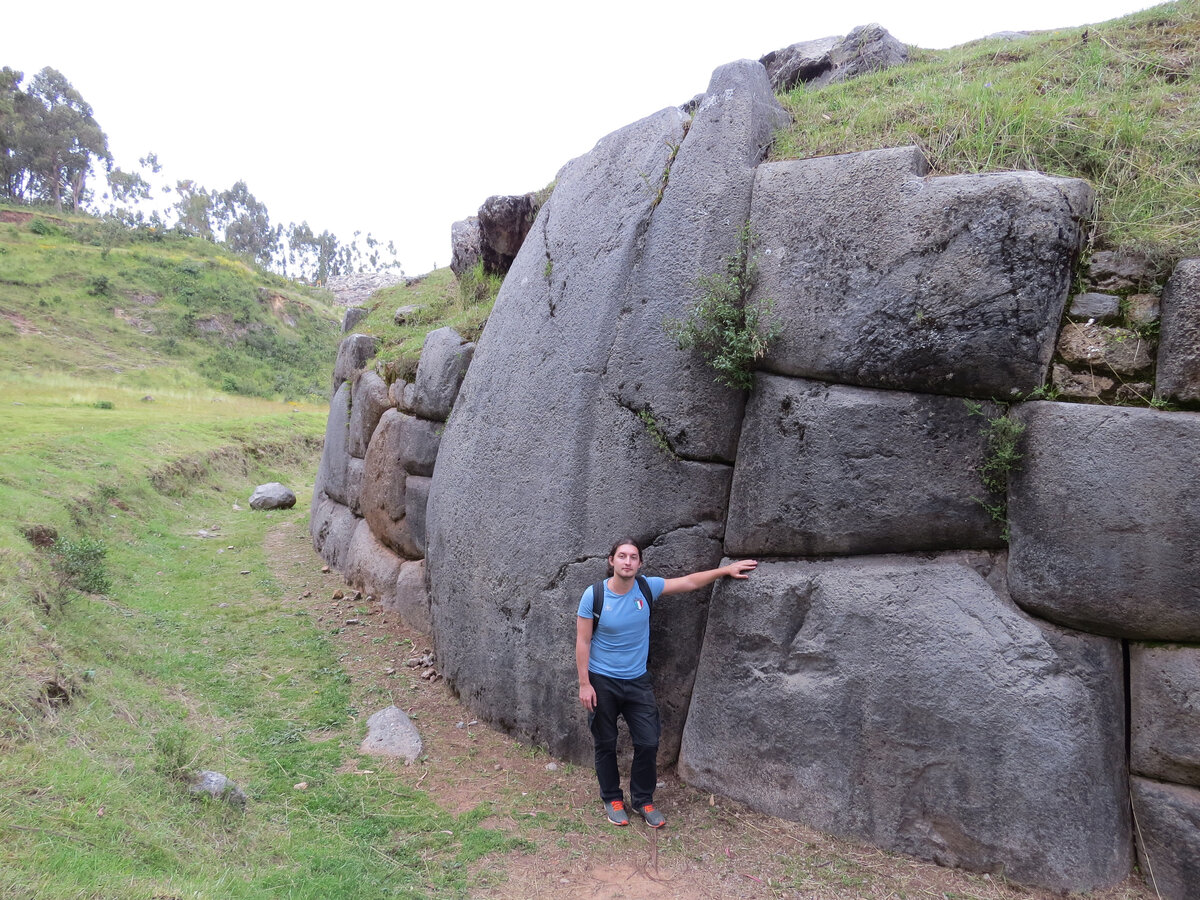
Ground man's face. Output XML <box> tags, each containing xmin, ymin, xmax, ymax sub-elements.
<box><xmin>609</xmin><ymin>543</ymin><xmax>642</xmax><ymax>579</ymax></box>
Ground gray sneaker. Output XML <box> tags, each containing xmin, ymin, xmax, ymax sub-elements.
<box><xmin>634</xmin><ymin>802</ymin><xmax>666</xmax><ymax>828</ymax></box>
<box><xmin>604</xmin><ymin>799</ymin><xmax>629</xmax><ymax>826</ymax></box>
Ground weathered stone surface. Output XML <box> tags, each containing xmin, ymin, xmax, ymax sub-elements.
<box><xmin>388</xmin><ymin>559</ymin><xmax>432</xmax><ymax>634</ymax></box>
<box><xmin>812</xmin><ymin>24</ymin><xmax>909</xmax><ymax>87</ymax></box>
<box><xmin>1056</xmin><ymin>321</ymin><xmax>1154</xmax><ymax>376</ymax></box>
<box><xmin>450</xmin><ymin>216</ymin><xmax>481</xmax><ymax>277</ymax></box>
<box><xmin>361</xmin><ymin>410</ymin><xmax>421</xmax><ymax>558</ymax></box>
<box><xmin>726</xmin><ymin>375</ymin><xmax>1001</xmax><ymax>556</ymax></box>
<box><xmin>679</xmin><ymin>555</ymin><xmax>1130</xmax><ymax>892</ymax></box>
<box><xmin>759</xmin><ymin>35</ymin><xmax>839</xmax><ymax>91</ymax></box>
<box><xmin>1009</xmin><ymin>402</ymin><xmax>1200</xmax><ymax>639</ymax></box>
<box><xmin>360</xmin><ymin>705</ymin><xmax>423</xmax><ymax>762</ymax></box>
<box><xmin>1088</xmin><ymin>249</ymin><xmax>1153</xmax><ymax>291</ymax></box>
<box><xmin>1126</xmin><ymin>292</ymin><xmax>1161</xmax><ymax>326</ymax></box>
<box><xmin>405</xmin><ymin>476</ymin><xmax>431</xmax><ymax>556</ymax></box>
<box><xmin>1115</xmin><ymin>381</ymin><xmax>1154</xmax><ymax>404</ymax></box>
<box><xmin>396</xmin><ymin>414</ymin><xmax>441</xmax><ymax>476</ymax></box>
<box><xmin>1130</xmin><ymin>778</ymin><xmax>1200</xmax><ymax>900</ymax></box>
<box><xmin>1051</xmin><ymin>363</ymin><xmax>1115</xmax><ymax>400</ymax></box>
<box><xmin>249</xmin><ymin>482</ymin><xmax>296</xmax><ymax>510</ymax></box>
<box><xmin>348</xmin><ymin>371</ymin><xmax>391</xmax><ymax>459</ymax></box>
<box><xmin>1131</xmin><ymin>644</ymin><xmax>1200</xmax><ymax>786</ymax></box>
<box><xmin>1158</xmin><ymin>259</ymin><xmax>1200</xmax><ymax>403</ymax></box>
<box><xmin>310</xmin><ymin>494</ymin><xmax>358</xmax><ymax>570</ymax></box>
<box><xmin>409</xmin><ymin>327</ymin><xmax>474</xmax><ymax>422</ymax></box>
<box><xmin>607</xmin><ymin>59</ymin><xmax>791</xmax><ymax>461</ymax></box>
<box><xmin>478</xmin><ymin>194</ymin><xmax>538</xmax><ymax>276</ymax></box>
<box><xmin>313</xmin><ymin>383</ymin><xmax>352</xmax><ymax>507</ymax></box>
<box><xmin>332</xmin><ymin>333</ymin><xmax>377</xmax><ymax>396</ymax></box>
<box><xmin>343</xmin><ymin>519</ymin><xmax>404</xmax><ymax>609</ymax></box>
<box><xmin>752</xmin><ymin>146</ymin><xmax>1092</xmax><ymax>398</ymax></box>
<box><xmin>342</xmin><ymin>306</ymin><xmax>368</xmax><ymax>333</ymax></box>
<box><xmin>1069</xmin><ymin>292</ymin><xmax>1120</xmax><ymax>320</ymax></box>
<box><xmin>427</xmin><ymin>102</ymin><xmax>735</xmax><ymax>765</ymax></box>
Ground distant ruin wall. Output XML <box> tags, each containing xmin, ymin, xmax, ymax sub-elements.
<box><xmin>311</xmin><ymin>59</ymin><xmax>1200</xmax><ymax>898</ymax></box>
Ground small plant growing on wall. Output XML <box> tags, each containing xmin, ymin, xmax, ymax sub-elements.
<box><xmin>665</xmin><ymin>222</ymin><xmax>781</xmax><ymax>391</ymax></box>
<box><xmin>966</xmin><ymin>400</ymin><xmax>1026</xmax><ymax>539</ymax></box>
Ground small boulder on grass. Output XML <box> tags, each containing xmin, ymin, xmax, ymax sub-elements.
<box><xmin>249</xmin><ymin>483</ymin><xmax>296</xmax><ymax>510</ymax></box>
<box><xmin>188</xmin><ymin>770</ymin><xmax>247</xmax><ymax>807</ymax></box>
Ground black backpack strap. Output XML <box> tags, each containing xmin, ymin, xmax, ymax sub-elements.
<box><xmin>636</xmin><ymin>575</ymin><xmax>654</xmax><ymax>617</ymax></box>
<box><xmin>591</xmin><ymin>580</ymin><xmax>605</xmax><ymax>630</ymax></box>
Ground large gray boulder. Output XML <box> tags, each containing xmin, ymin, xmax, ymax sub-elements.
<box><xmin>1130</xmin><ymin>778</ymin><xmax>1200</xmax><ymax>900</ymax></box>
<box><xmin>1130</xmin><ymin>643</ymin><xmax>1200</xmax><ymax>786</ymax></box>
<box><xmin>725</xmin><ymin>375</ymin><xmax>1002</xmax><ymax>556</ymax></box>
<box><xmin>606</xmin><ymin>59</ymin><xmax>791</xmax><ymax>462</ymax></box>
<box><xmin>1158</xmin><ymin>259</ymin><xmax>1200</xmax><ymax>403</ymax></box>
<box><xmin>811</xmin><ymin>24</ymin><xmax>909</xmax><ymax>88</ymax></box>
<box><xmin>409</xmin><ymin>327</ymin><xmax>475</xmax><ymax>422</ymax></box>
<box><xmin>343</xmin><ymin>519</ymin><xmax>405</xmax><ymax>609</ymax></box>
<box><xmin>450</xmin><ymin>216</ymin><xmax>481</xmax><ymax>277</ymax></box>
<box><xmin>679</xmin><ymin>555</ymin><xmax>1130</xmax><ymax>892</ymax></box>
<box><xmin>332</xmin><ymin>333</ymin><xmax>377</xmax><ymax>396</ymax></box>
<box><xmin>478</xmin><ymin>194</ymin><xmax>538</xmax><ymax>276</ymax></box>
<box><xmin>249</xmin><ymin>482</ymin><xmax>296</xmax><ymax>510</ymax></box>
<box><xmin>759</xmin><ymin>36</ymin><xmax>840</xmax><ymax>92</ymax></box>
<box><xmin>427</xmin><ymin>98</ymin><xmax>738</xmax><ymax>765</ymax></box>
<box><xmin>750</xmin><ymin>146</ymin><xmax>1093</xmax><ymax>398</ymax></box>
<box><xmin>1008</xmin><ymin>402</ymin><xmax>1200</xmax><ymax>640</ymax></box>
<box><xmin>348</xmin><ymin>371</ymin><xmax>391</xmax><ymax>459</ymax></box>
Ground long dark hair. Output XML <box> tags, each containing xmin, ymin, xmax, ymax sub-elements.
<box><xmin>605</xmin><ymin>537</ymin><xmax>643</xmax><ymax>576</ymax></box>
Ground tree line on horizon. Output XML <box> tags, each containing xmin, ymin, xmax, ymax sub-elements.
<box><xmin>0</xmin><ymin>65</ymin><xmax>400</xmax><ymax>284</ymax></box>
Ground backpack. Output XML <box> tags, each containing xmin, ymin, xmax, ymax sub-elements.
<box><xmin>590</xmin><ymin>575</ymin><xmax>655</xmax><ymax>631</ymax></box>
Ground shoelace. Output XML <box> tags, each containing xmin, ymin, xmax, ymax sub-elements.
<box><xmin>610</xmin><ymin>800</ymin><xmax>625</xmax><ymax>811</ymax></box>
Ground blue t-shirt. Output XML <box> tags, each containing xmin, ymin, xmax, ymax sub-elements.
<box><xmin>578</xmin><ymin>577</ymin><xmax>666</xmax><ymax>679</ymax></box>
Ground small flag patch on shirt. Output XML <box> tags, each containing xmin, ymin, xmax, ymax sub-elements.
<box><xmin>636</xmin><ymin>598</ymin><xmax>644</xmax><ymax>610</ymax></box>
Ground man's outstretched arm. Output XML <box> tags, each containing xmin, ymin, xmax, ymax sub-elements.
<box><xmin>661</xmin><ymin>559</ymin><xmax>757</xmax><ymax>596</ymax></box>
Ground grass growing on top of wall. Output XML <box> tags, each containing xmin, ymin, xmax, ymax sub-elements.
<box><xmin>771</xmin><ymin>0</ymin><xmax>1200</xmax><ymax>276</ymax></box>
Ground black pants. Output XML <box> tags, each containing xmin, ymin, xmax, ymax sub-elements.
<box><xmin>588</xmin><ymin>671</ymin><xmax>660</xmax><ymax>807</ymax></box>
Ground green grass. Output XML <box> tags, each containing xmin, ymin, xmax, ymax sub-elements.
<box><xmin>0</xmin><ymin>207</ymin><xmax>344</xmax><ymax>400</ymax></box>
<box><xmin>354</xmin><ymin>267</ymin><xmax>497</xmax><ymax>383</ymax></box>
<box><xmin>0</xmin><ymin>371</ymin><xmax>524</xmax><ymax>898</ymax></box>
<box><xmin>771</xmin><ymin>0</ymin><xmax>1200</xmax><ymax>276</ymax></box>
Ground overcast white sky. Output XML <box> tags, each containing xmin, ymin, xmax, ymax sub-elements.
<box><xmin>4</xmin><ymin>0</ymin><xmax>1161</xmax><ymax>274</ymax></box>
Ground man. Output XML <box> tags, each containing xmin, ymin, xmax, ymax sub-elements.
<box><xmin>576</xmin><ymin>537</ymin><xmax>757</xmax><ymax>828</ymax></box>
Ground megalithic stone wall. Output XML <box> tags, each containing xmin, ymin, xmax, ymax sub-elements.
<box><xmin>313</xmin><ymin>53</ymin><xmax>1200</xmax><ymax>897</ymax></box>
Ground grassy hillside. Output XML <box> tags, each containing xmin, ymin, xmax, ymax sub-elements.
<box><xmin>772</xmin><ymin>0</ymin><xmax>1200</xmax><ymax>276</ymax></box>
<box><xmin>0</xmin><ymin>206</ymin><xmax>344</xmax><ymax>399</ymax></box>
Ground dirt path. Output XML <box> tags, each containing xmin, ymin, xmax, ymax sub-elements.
<box><xmin>265</xmin><ymin>517</ymin><xmax>1155</xmax><ymax>900</ymax></box>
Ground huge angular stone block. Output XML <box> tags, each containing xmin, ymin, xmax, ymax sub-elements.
<box><xmin>750</xmin><ymin>146</ymin><xmax>1092</xmax><ymax>398</ymax></box>
<box><xmin>409</xmin><ymin>327</ymin><xmax>474</xmax><ymax>422</ymax></box>
<box><xmin>312</xmin><ymin>382</ymin><xmax>352</xmax><ymax>508</ymax></box>
<box><xmin>1131</xmin><ymin>643</ymin><xmax>1200</xmax><ymax>787</ymax></box>
<box><xmin>348</xmin><ymin>371</ymin><xmax>392</xmax><ymax>459</ymax></box>
<box><xmin>1158</xmin><ymin>258</ymin><xmax>1200</xmax><ymax>403</ymax></box>
<box><xmin>361</xmin><ymin>410</ymin><xmax>421</xmax><ymax>559</ymax></box>
<box><xmin>725</xmin><ymin>375</ymin><xmax>1002</xmax><ymax>556</ymax></box>
<box><xmin>309</xmin><ymin>494</ymin><xmax>358</xmax><ymax>571</ymax></box>
<box><xmin>343</xmin><ymin>519</ymin><xmax>404</xmax><ymax>609</ymax></box>
<box><xmin>427</xmin><ymin>97</ymin><xmax>739</xmax><ymax>765</ymax></box>
<box><xmin>1009</xmin><ymin>402</ymin><xmax>1200</xmax><ymax>640</ymax></box>
<box><xmin>607</xmin><ymin>59</ymin><xmax>790</xmax><ymax>462</ymax></box>
<box><xmin>679</xmin><ymin>555</ymin><xmax>1129</xmax><ymax>892</ymax></box>
<box><xmin>332</xmin><ymin>333</ymin><xmax>376</xmax><ymax>397</ymax></box>
<box><xmin>388</xmin><ymin>559</ymin><xmax>432</xmax><ymax>634</ymax></box>
<box><xmin>1130</xmin><ymin>778</ymin><xmax>1200</xmax><ymax>900</ymax></box>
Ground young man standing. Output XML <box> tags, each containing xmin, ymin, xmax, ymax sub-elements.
<box><xmin>575</xmin><ymin>538</ymin><xmax>757</xmax><ymax>828</ymax></box>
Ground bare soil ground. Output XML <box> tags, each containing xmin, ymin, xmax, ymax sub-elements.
<box><xmin>266</xmin><ymin>518</ymin><xmax>1157</xmax><ymax>900</ymax></box>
